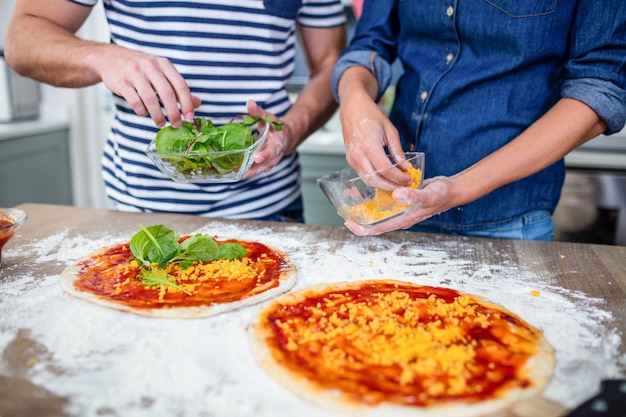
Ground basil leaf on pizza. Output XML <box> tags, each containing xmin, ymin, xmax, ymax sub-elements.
<box><xmin>249</xmin><ymin>280</ymin><xmax>555</xmax><ymax>417</ymax></box>
<box><xmin>130</xmin><ymin>224</ymin><xmax>234</xmax><ymax>266</ymax></box>
<box><xmin>130</xmin><ymin>224</ymin><xmax>179</xmax><ymax>266</ymax></box>
<box><xmin>138</xmin><ymin>266</ymin><xmax>192</xmax><ymax>295</ymax></box>
<box><xmin>59</xmin><ymin>225</ymin><xmax>296</xmax><ymax>318</ymax></box>
<box><xmin>176</xmin><ymin>233</ymin><xmax>220</xmax><ymax>263</ymax></box>
<box><xmin>216</xmin><ymin>243</ymin><xmax>247</xmax><ymax>260</ymax></box>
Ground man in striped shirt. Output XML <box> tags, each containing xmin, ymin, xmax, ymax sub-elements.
<box><xmin>5</xmin><ymin>0</ymin><xmax>347</xmax><ymax>221</ymax></box>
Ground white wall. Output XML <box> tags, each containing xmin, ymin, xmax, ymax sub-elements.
<box><xmin>66</xmin><ymin>5</ymin><xmax>116</xmax><ymax>209</ymax></box>
<box><xmin>0</xmin><ymin>0</ymin><xmax>17</xmax><ymax>48</ymax></box>
<box><xmin>1</xmin><ymin>0</ymin><xmax>114</xmax><ymax>208</ymax></box>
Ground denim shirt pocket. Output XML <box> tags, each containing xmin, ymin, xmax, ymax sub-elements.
<box><xmin>484</xmin><ymin>0</ymin><xmax>557</xmax><ymax>17</ymax></box>
<box><xmin>263</xmin><ymin>0</ymin><xmax>302</xmax><ymax>19</ymax></box>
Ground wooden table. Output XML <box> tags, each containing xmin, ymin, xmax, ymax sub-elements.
<box><xmin>1</xmin><ymin>203</ymin><xmax>625</xmax><ymax>417</ymax></box>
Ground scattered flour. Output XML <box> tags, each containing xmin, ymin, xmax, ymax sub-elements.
<box><xmin>0</xmin><ymin>224</ymin><xmax>624</xmax><ymax>416</ymax></box>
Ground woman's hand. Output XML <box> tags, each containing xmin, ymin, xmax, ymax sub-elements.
<box><xmin>345</xmin><ymin>176</ymin><xmax>456</xmax><ymax>235</ymax></box>
<box><xmin>338</xmin><ymin>71</ymin><xmax>410</xmax><ymax>190</ymax></box>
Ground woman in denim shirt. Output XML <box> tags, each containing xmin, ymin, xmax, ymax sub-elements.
<box><xmin>332</xmin><ymin>1</ymin><xmax>626</xmax><ymax>240</ymax></box>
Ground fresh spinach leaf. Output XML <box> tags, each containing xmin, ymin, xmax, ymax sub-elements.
<box><xmin>153</xmin><ymin>115</ymin><xmax>283</xmax><ymax>177</ymax></box>
<box><xmin>154</xmin><ymin>121</ymin><xmax>198</xmax><ymax>153</ymax></box>
<box><xmin>130</xmin><ymin>224</ymin><xmax>179</xmax><ymax>266</ymax></box>
<box><xmin>128</xmin><ymin>224</ymin><xmax>247</xmax><ymax>294</ymax></box>
<box><xmin>217</xmin><ymin>243</ymin><xmax>248</xmax><ymax>260</ymax></box>
<box><xmin>139</xmin><ymin>266</ymin><xmax>192</xmax><ymax>295</ymax></box>
<box><xmin>216</xmin><ymin>124</ymin><xmax>254</xmax><ymax>150</ymax></box>
<box><xmin>176</xmin><ymin>233</ymin><xmax>220</xmax><ymax>262</ymax></box>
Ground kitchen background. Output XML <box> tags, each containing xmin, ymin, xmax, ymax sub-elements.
<box><xmin>1</xmin><ymin>0</ymin><xmax>625</xmax><ymax>245</ymax></box>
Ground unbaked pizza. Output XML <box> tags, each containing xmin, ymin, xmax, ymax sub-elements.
<box><xmin>60</xmin><ymin>224</ymin><xmax>296</xmax><ymax>318</ymax></box>
<box><xmin>249</xmin><ymin>279</ymin><xmax>555</xmax><ymax>417</ymax></box>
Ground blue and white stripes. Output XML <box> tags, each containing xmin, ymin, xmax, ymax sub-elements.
<box><xmin>73</xmin><ymin>0</ymin><xmax>345</xmax><ymax>218</ymax></box>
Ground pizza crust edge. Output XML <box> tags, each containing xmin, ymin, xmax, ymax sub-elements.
<box><xmin>248</xmin><ymin>279</ymin><xmax>556</xmax><ymax>417</ymax></box>
<box><xmin>59</xmin><ymin>242</ymin><xmax>297</xmax><ymax>319</ymax></box>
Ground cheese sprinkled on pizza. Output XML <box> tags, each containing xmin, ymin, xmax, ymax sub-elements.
<box><xmin>254</xmin><ymin>280</ymin><xmax>552</xmax><ymax>409</ymax></box>
<box><xmin>68</xmin><ymin>239</ymin><xmax>292</xmax><ymax>311</ymax></box>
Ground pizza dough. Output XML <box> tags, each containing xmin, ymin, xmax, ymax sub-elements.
<box><xmin>59</xmin><ymin>238</ymin><xmax>297</xmax><ymax>318</ymax></box>
<box><xmin>249</xmin><ymin>280</ymin><xmax>555</xmax><ymax>417</ymax></box>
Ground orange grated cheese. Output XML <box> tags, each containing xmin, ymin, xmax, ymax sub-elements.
<box><xmin>165</xmin><ymin>257</ymin><xmax>257</xmax><ymax>283</ymax></box>
<box><xmin>111</xmin><ymin>256</ymin><xmax>259</xmax><ymax>298</ymax></box>
<box><xmin>274</xmin><ymin>289</ymin><xmax>535</xmax><ymax>397</ymax></box>
<box><xmin>348</xmin><ymin>166</ymin><xmax>423</xmax><ymax>223</ymax></box>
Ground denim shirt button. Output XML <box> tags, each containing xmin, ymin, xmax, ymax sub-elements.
<box><xmin>446</xmin><ymin>53</ymin><xmax>454</xmax><ymax>64</ymax></box>
<box><xmin>420</xmin><ymin>91</ymin><xmax>428</xmax><ymax>101</ymax></box>
<box><xmin>446</xmin><ymin>5</ymin><xmax>454</xmax><ymax>18</ymax></box>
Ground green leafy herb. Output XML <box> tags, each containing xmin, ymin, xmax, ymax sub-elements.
<box><xmin>217</xmin><ymin>243</ymin><xmax>247</xmax><ymax>260</ymax></box>
<box><xmin>154</xmin><ymin>115</ymin><xmax>283</xmax><ymax>177</ymax></box>
<box><xmin>129</xmin><ymin>224</ymin><xmax>247</xmax><ymax>294</ymax></box>
<box><xmin>130</xmin><ymin>224</ymin><xmax>179</xmax><ymax>267</ymax></box>
<box><xmin>139</xmin><ymin>266</ymin><xmax>192</xmax><ymax>295</ymax></box>
<box><xmin>176</xmin><ymin>233</ymin><xmax>220</xmax><ymax>263</ymax></box>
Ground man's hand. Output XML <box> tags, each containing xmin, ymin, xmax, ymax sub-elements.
<box><xmin>89</xmin><ymin>47</ymin><xmax>202</xmax><ymax>128</ymax></box>
<box><xmin>5</xmin><ymin>0</ymin><xmax>201</xmax><ymax>129</ymax></box>
<box><xmin>244</xmin><ymin>100</ymin><xmax>292</xmax><ymax>177</ymax></box>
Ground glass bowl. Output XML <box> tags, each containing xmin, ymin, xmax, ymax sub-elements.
<box><xmin>0</xmin><ymin>207</ymin><xmax>28</xmax><ymax>266</ymax></box>
<box><xmin>317</xmin><ymin>152</ymin><xmax>425</xmax><ymax>225</ymax></box>
<box><xmin>146</xmin><ymin>121</ymin><xmax>270</xmax><ymax>183</ymax></box>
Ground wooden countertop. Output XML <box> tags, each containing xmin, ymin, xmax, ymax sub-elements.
<box><xmin>1</xmin><ymin>203</ymin><xmax>625</xmax><ymax>417</ymax></box>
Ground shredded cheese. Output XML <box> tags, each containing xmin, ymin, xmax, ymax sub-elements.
<box><xmin>348</xmin><ymin>166</ymin><xmax>422</xmax><ymax>223</ymax></box>
<box><xmin>108</xmin><ymin>256</ymin><xmax>259</xmax><ymax>300</ymax></box>
<box><xmin>274</xmin><ymin>288</ymin><xmax>537</xmax><ymax>398</ymax></box>
<box><xmin>166</xmin><ymin>258</ymin><xmax>257</xmax><ymax>283</ymax></box>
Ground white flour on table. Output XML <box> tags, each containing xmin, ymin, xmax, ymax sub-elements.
<box><xmin>0</xmin><ymin>224</ymin><xmax>624</xmax><ymax>417</ymax></box>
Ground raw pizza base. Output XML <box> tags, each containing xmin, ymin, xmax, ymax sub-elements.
<box><xmin>249</xmin><ymin>280</ymin><xmax>556</xmax><ymax>417</ymax></box>
<box><xmin>59</xmin><ymin>240</ymin><xmax>297</xmax><ymax>319</ymax></box>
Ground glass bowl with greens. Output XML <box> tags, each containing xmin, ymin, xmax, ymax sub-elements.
<box><xmin>146</xmin><ymin>116</ymin><xmax>278</xmax><ymax>183</ymax></box>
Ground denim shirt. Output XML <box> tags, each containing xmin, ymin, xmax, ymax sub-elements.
<box><xmin>332</xmin><ymin>0</ymin><xmax>626</xmax><ymax>231</ymax></box>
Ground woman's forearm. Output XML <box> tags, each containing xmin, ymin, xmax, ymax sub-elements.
<box><xmin>450</xmin><ymin>98</ymin><xmax>608</xmax><ymax>207</ymax></box>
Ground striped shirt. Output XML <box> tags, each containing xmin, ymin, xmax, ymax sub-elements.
<box><xmin>71</xmin><ymin>0</ymin><xmax>346</xmax><ymax>218</ymax></box>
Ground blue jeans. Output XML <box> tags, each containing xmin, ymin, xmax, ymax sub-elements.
<box><xmin>409</xmin><ymin>210</ymin><xmax>554</xmax><ymax>241</ymax></box>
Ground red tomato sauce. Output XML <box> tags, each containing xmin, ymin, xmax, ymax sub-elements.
<box><xmin>264</xmin><ymin>282</ymin><xmax>538</xmax><ymax>407</ymax></box>
<box><xmin>0</xmin><ymin>219</ymin><xmax>16</xmax><ymax>258</ymax></box>
<box><xmin>73</xmin><ymin>239</ymin><xmax>286</xmax><ymax>309</ymax></box>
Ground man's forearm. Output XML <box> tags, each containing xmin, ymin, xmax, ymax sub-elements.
<box><xmin>282</xmin><ymin>71</ymin><xmax>338</xmax><ymax>152</ymax></box>
<box><xmin>5</xmin><ymin>14</ymin><xmax>103</xmax><ymax>87</ymax></box>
